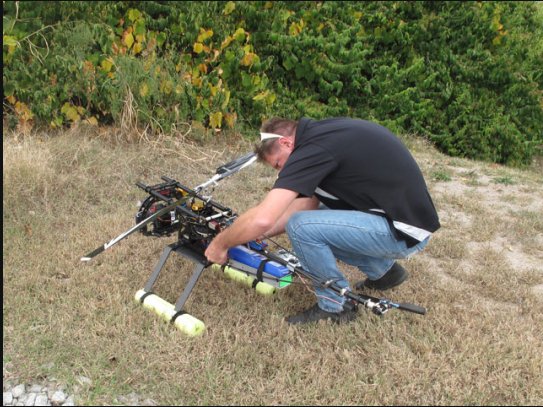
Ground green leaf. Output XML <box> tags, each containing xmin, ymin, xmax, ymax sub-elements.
<box><xmin>209</xmin><ymin>111</ymin><xmax>223</xmax><ymax>128</ymax></box>
<box><xmin>101</xmin><ymin>58</ymin><xmax>113</xmax><ymax>72</ymax></box>
<box><xmin>223</xmin><ymin>1</ymin><xmax>236</xmax><ymax>15</ymax></box>
<box><xmin>134</xmin><ymin>20</ymin><xmax>146</xmax><ymax>36</ymax></box>
<box><xmin>221</xmin><ymin>90</ymin><xmax>231</xmax><ymax>110</ymax></box>
<box><xmin>3</xmin><ymin>35</ymin><xmax>18</xmax><ymax>47</ymax></box>
<box><xmin>241</xmin><ymin>72</ymin><xmax>253</xmax><ymax>88</ymax></box>
<box><xmin>61</xmin><ymin>103</ymin><xmax>81</xmax><ymax>122</ymax></box>
<box><xmin>194</xmin><ymin>109</ymin><xmax>205</xmax><ymax>122</ymax></box>
<box><xmin>140</xmin><ymin>83</ymin><xmax>149</xmax><ymax>97</ymax></box>
<box><xmin>127</xmin><ymin>9</ymin><xmax>142</xmax><ymax>22</ymax></box>
<box><xmin>283</xmin><ymin>56</ymin><xmax>295</xmax><ymax>71</ymax></box>
<box><xmin>253</xmin><ymin>90</ymin><xmax>269</xmax><ymax>101</ymax></box>
<box><xmin>233</xmin><ymin>28</ymin><xmax>246</xmax><ymax>42</ymax></box>
<box><xmin>87</xmin><ymin>53</ymin><xmax>100</xmax><ymax>65</ymax></box>
<box><xmin>3</xmin><ymin>82</ymin><xmax>15</xmax><ymax>97</ymax></box>
<box><xmin>156</xmin><ymin>32</ymin><xmax>167</xmax><ymax>47</ymax></box>
<box><xmin>193</xmin><ymin>43</ymin><xmax>204</xmax><ymax>54</ymax></box>
<box><xmin>123</xmin><ymin>32</ymin><xmax>134</xmax><ymax>49</ymax></box>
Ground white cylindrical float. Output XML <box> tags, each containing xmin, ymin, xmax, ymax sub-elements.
<box><xmin>134</xmin><ymin>289</ymin><xmax>205</xmax><ymax>336</ymax></box>
<box><xmin>211</xmin><ymin>264</ymin><xmax>277</xmax><ymax>295</ymax></box>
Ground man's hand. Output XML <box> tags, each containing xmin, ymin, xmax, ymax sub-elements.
<box><xmin>204</xmin><ymin>188</ymin><xmax>301</xmax><ymax>265</ymax></box>
<box><xmin>204</xmin><ymin>238</ymin><xmax>229</xmax><ymax>265</ymax></box>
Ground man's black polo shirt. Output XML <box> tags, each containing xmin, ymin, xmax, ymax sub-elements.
<box><xmin>273</xmin><ymin>117</ymin><xmax>440</xmax><ymax>246</ymax></box>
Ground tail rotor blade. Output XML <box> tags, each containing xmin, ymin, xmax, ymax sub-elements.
<box><xmin>80</xmin><ymin>245</ymin><xmax>108</xmax><ymax>262</ymax></box>
<box><xmin>397</xmin><ymin>302</ymin><xmax>427</xmax><ymax>315</ymax></box>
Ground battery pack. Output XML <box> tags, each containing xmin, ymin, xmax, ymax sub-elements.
<box><xmin>227</xmin><ymin>245</ymin><xmax>292</xmax><ymax>288</ymax></box>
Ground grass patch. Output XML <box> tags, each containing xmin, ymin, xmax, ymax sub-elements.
<box><xmin>431</xmin><ymin>168</ymin><xmax>452</xmax><ymax>182</ymax></box>
<box><xmin>493</xmin><ymin>175</ymin><xmax>516</xmax><ymax>185</ymax></box>
<box><xmin>3</xmin><ymin>129</ymin><xmax>543</xmax><ymax>405</ymax></box>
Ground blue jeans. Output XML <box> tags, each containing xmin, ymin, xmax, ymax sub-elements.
<box><xmin>285</xmin><ymin>209</ymin><xmax>429</xmax><ymax>313</ymax></box>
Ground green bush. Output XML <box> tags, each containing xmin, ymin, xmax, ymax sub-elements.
<box><xmin>3</xmin><ymin>1</ymin><xmax>542</xmax><ymax>165</ymax></box>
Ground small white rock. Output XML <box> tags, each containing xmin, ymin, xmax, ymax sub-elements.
<box><xmin>29</xmin><ymin>384</ymin><xmax>43</xmax><ymax>393</ymax></box>
<box><xmin>34</xmin><ymin>393</ymin><xmax>49</xmax><ymax>406</ymax></box>
<box><xmin>64</xmin><ymin>395</ymin><xmax>75</xmax><ymax>405</ymax></box>
<box><xmin>12</xmin><ymin>384</ymin><xmax>26</xmax><ymax>398</ymax></box>
<box><xmin>3</xmin><ymin>392</ymin><xmax>14</xmax><ymax>405</ymax></box>
<box><xmin>50</xmin><ymin>390</ymin><xmax>66</xmax><ymax>405</ymax></box>
<box><xmin>24</xmin><ymin>392</ymin><xmax>36</xmax><ymax>406</ymax></box>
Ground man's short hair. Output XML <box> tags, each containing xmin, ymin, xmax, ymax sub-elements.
<box><xmin>254</xmin><ymin>118</ymin><xmax>298</xmax><ymax>161</ymax></box>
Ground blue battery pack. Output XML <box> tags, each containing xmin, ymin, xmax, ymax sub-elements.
<box><xmin>227</xmin><ymin>245</ymin><xmax>292</xmax><ymax>286</ymax></box>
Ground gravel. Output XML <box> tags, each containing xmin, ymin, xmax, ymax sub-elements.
<box><xmin>3</xmin><ymin>381</ymin><xmax>75</xmax><ymax>406</ymax></box>
<box><xmin>3</xmin><ymin>374</ymin><xmax>157</xmax><ymax>406</ymax></box>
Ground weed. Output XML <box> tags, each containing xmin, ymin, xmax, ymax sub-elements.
<box><xmin>431</xmin><ymin>169</ymin><xmax>452</xmax><ymax>182</ymax></box>
<box><xmin>493</xmin><ymin>175</ymin><xmax>515</xmax><ymax>185</ymax></box>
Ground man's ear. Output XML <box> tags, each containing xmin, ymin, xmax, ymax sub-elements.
<box><xmin>279</xmin><ymin>136</ymin><xmax>293</xmax><ymax>150</ymax></box>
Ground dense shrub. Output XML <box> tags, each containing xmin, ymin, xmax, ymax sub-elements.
<box><xmin>3</xmin><ymin>1</ymin><xmax>542</xmax><ymax>165</ymax></box>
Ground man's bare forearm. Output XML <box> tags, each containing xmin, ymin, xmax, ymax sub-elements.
<box><xmin>204</xmin><ymin>188</ymin><xmax>301</xmax><ymax>264</ymax></box>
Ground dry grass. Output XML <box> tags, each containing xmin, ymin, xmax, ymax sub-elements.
<box><xmin>3</xmin><ymin>127</ymin><xmax>543</xmax><ymax>406</ymax></box>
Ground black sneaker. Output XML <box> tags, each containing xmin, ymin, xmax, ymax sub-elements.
<box><xmin>355</xmin><ymin>262</ymin><xmax>408</xmax><ymax>291</ymax></box>
<box><xmin>286</xmin><ymin>303</ymin><xmax>358</xmax><ymax>325</ymax></box>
